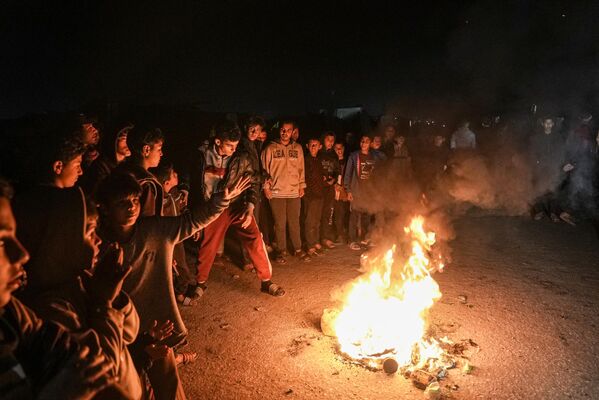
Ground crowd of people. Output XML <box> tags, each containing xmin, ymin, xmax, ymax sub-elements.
<box><xmin>1</xmin><ymin>109</ymin><xmax>598</xmax><ymax>399</ymax></box>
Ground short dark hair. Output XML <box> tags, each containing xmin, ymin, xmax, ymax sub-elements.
<box><xmin>215</xmin><ymin>121</ymin><xmax>241</xmax><ymax>142</ymax></box>
<box><xmin>127</xmin><ymin>126</ymin><xmax>165</xmax><ymax>155</ymax></box>
<box><xmin>280</xmin><ymin>120</ymin><xmax>295</xmax><ymax>129</ymax></box>
<box><xmin>52</xmin><ymin>136</ymin><xmax>86</xmax><ymax>164</ymax></box>
<box><xmin>0</xmin><ymin>177</ymin><xmax>14</xmax><ymax>200</ymax></box>
<box><xmin>246</xmin><ymin>116</ymin><xmax>265</xmax><ymax>131</ymax></box>
<box><xmin>96</xmin><ymin>172</ymin><xmax>142</xmax><ymax>207</ymax></box>
<box><xmin>321</xmin><ymin>131</ymin><xmax>336</xmax><ymax>141</ymax></box>
<box><xmin>149</xmin><ymin>161</ymin><xmax>175</xmax><ymax>185</ymax></box>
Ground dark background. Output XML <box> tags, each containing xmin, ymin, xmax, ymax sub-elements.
<box><xmin>2</xmin><ymin>0</ymin><xmax>598</xmax><ymax>119</ymax></box>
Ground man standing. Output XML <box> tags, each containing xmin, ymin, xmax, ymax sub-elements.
<box><xmin>261</xmin><ymin>120</ymin><xmax>309</xmax><ymax>263</ymax></box>
<box><xmin>188</xmin><ymin>121</ymin><xmax>285</xmax><ymax>298</ymax></box>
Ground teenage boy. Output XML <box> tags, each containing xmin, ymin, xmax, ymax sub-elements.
<box><xmin>344</xmin><ymin>134</ymin><xmax>386</xmax><ymax>250</ymax></box>
<box><xmin>304</xmin><ymin>138</ymin><xmax>328</xmax><ymax>256</ymax></box>
<box><xmin>47</xmin><ymin>135</ymin><xmax>86</xmax><ymax>188</ymax></box>
<box><xmin>118</xmin><ymin>126</ymin><xmax>165</xmax><ymax>217</ymax></box>
<box><xmin>0</xmin><ymin>178</ymin><xmax>118</xmax><ymax>399</ymax></box>
<box><xmin>261</xmin><ymin>120</ymin><xmax>308</xmax><ymax>263</ymax></box>
<box><xmin>319</xmin><ymin>131</ymin><xmax>340</xmax><ymax>249</ymax></box>
<box><xmin>333</xmin><ymin>142</ymin><xmax>350</xmax><ymax>243</ymax></box>
<box><xmin>187</xmin><ymin>121</ymin><xmax>285</xmax><ymax>300</ymax></box>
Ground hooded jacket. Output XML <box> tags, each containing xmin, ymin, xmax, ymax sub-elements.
<box><xmin>189</xmin><ymin>141</ymin><xmax>259</xmax><ymax>211</ymax></box>
<box><xmin>261</xmin><ymin>139</ymin><xmax>306</xmax><ymax>198</ymax></box>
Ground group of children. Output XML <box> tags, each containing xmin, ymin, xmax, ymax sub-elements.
<box><xmin>2</xmin><ymin>110</ymin><xmax>597</xmax><ymax>399</ymax></box>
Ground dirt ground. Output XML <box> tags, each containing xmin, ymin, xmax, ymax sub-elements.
<box><xmin>179</xmin><ymin>215</ymin><xmax>599</xmax><ymax>399</ymax></box>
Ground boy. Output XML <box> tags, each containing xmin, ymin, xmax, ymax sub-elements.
<box><xmin>332</xmin><ymin>142</ymin><xmax>350</xmax><ymax>243</ymax></box>
<box><xmin>187</xmin><ymin>121</ymin><xmax>285</xmax><ymax>301</ymax></box>
<box><xmin>0</xmin><ymin>178</ymin><xmax>118</xmax><ymax>399</ymax></box>
<box><xmin>117</xmin><ymin>126</ymin><xmax>165</xmax><ymax>217</ymax></box>
<box><xmin>319</xmin><ymin>131</ymin><xmax>340</xmax><ymax>249</ymax></box>
<box><xmin>96</xmin><ymin>172</ymin><xmax>248</xmax><ymax>399</ymax></box>
<box><xmin>304</xmin><ymin>138</ymin><xmax>328</xmax><ymax>256</ymax></box>
<box><xmin>344</xmin><ymin>134</ymin><xmax>386</xmax><ymax>250</ymax></box>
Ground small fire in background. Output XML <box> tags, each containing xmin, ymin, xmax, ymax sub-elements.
<box><xmin>322</xmin><ymin>216</ymin><xmax>471</xmax><ymax>393</ymax></box>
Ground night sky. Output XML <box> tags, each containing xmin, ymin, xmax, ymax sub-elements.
<box><xmin>1</xmin><ymin>0</ymin><xmax>598</xmax><ymax>118</ymax></box>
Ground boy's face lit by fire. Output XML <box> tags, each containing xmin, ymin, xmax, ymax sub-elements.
<box><xmin>81</xmin><ymin>123</ymin><xmax>100</xmax><ymax>146</ymax></box>
<box><xmin>323</xmin><ymin>135</ymin><xmax>335</xmax><ymax>150</ymax></box>
<box><xmin>144</xmin><ymin>141</ymin><xmax>163</xmax><ymax>168</ymax></box>
<box><xmin>247</xmin><ymin>125</ymin><xmax>263</xmax><ymax>141</ymax></box>
<box><xmin>0</xmin><ymin>198</ymin><xmax>29</xmax><ymax>307</ymax></box>
<box><xmin>215</xmin><ymin>139</ymin><xmax>239</xmax><ymax>157</ymax></box>
<box><xmin>54</xmin><ymin>155</ymin><xmax>83</xmax><ymax>188</ymax></box>
<box><xmin>334</xmin><ymin>143</ymin><xmax>345</xmax><ymax>159</ymax></box>
<box><xmin>116</xmin><ymin>133</ymin><xmax>131</xmax><ymax>158</ymax></box>
<box><xmin>307</xmin><ymin>140</ymin><xmax>322</xmax><ymax>157</ymax></box>
<box><xmin>370</xmin><ymin>136</ymin><xmax>382</xmax><ymax>150</ymax></box>
<box><xmin>106</xmin><ymin>194</ymin><xmax>141</xmax><ymax>228</ymax></box>
<box><xmin>360</xmin><ymin>136</ymin><xmax>371</xmax><ymax>153</ymax></box>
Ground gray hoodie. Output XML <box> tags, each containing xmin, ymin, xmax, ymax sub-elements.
<box><xmin>261</xmin><ymin>139</ymin><xmax>306</xmax><ymax>198</ymax></box>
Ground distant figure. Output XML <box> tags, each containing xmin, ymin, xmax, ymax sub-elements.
<box><xmin>450</xmin><ymin>120</ymin><xmax>477</xmax><ymax>150</ymax></box>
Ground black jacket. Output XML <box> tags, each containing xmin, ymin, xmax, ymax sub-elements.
<box><xmin>189</xmin><ymin>141</ymin><xmax>259</xmax><ymax>210</ymax></box>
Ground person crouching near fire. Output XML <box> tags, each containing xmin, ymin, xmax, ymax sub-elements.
<box><xmin>184</xmin><ymin>121</ymin><xmax>285</xmax><ymax>304</ymax></box>
<box><xmin>0</xmin><ymin>177</ymin><xmax>120</xmax><ymax>399</ymax></box>
<box><xmin>95</xmin><ymin>171</ymin><xmax>249</xmax><ymax>399</ymax></box>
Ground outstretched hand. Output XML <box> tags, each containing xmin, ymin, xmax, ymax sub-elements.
<box><xmin>84</xmin><ymin>244</ymin><xmax>132</xmax><ymax>308</ymax></box>
<box><xmin>148</xmin><ymin>319</ymin><xmax>175</xmax><ymax>342</ymax></box>
<box><xmin>224</xmin><ymin>176</ymin><xmax>252</xmax><ymax>200</ymax></box>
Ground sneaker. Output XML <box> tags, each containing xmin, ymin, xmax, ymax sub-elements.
<box><xmin>349</xmin><ymin>242</ymin><xmax>361</xmax><ymax>251</ymax></box>
<box><xmin>533</xmin><ymin>211</ymin><xmax>544</xmax><ymax>221</ymax></box>
<box><xmin>180</xmin><ymin>283</ymin><xmax>206</xmax><ymax>306</ymax></box>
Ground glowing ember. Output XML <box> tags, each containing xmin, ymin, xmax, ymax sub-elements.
<box><xmin>329</xmin><ymin>216</ymin><xmax>446</xmax><ymax>370</ymax></box>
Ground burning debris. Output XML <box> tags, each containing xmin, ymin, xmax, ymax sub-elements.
<box><xmin>321</xmin><ymin>216</ymin><xmax>479</xmax><ymax>394</ymax></box>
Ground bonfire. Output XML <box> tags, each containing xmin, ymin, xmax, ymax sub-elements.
<box><xmin>322</xmin><ymin>216</ymin><xmax>464</xmax><ymax>387</ymax></box>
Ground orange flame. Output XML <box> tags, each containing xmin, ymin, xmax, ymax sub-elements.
<box><xmin>331</xmin><ymin>216</ymin><xmax>444</xmax><ymax>369</ymax></box>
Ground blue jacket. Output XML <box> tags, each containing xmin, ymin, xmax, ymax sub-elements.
<box><xmin>343</xmin><ymin>149</ymin><xmax>386</xmax><ymax>196</ymax></box>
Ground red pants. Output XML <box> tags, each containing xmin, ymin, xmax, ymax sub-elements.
<box><xmin>197</xmin><ymin>208</ymin><xmax>272</xmax><ymax>283</ymax></box>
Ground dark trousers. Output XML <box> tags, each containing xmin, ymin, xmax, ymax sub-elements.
<box><xmin>270</xmin><ymin>197</ymin><xmax>302</xmax><ymax>253</ymax></box>
<box><xmin>333</xmin><ymin>200</ymin><xmax>350</xmax><ymax>240</ymax></box>
<box><xmin>196</xmin><ymin>208</ymin><xmax>272</xmax><ymax>283</ymax></box>
<box><xmin>349</xmin><ymin>208</ymin><xmax>371</xmax><ymax>243</ymax></box>
<box><xmin>304</xmin><ymin>196</ymin><xmax>324</xmax><ymax>248</ymax></box>
<box><xmin>320</xmin><ymin>186</ymin><xmax>336</xmax><ymax>241</ymax></box>
<box><xmin>257</xmin><ymin>193</ymin><xmax>273</xmax><ymax>245</ymax></box>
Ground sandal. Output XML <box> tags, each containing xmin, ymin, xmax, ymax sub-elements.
<box><xmin>349</xmin><ymin>242</ymin><xmax>361</xmax><ymax>251</ymax></box>
<box><xmin>261</xmin><ymin>281</ymin><xmax>286</xmax><ymax>297</ymax></box>
<box><xmin>322</xmin><ymin>240</ymin><xmax>336</xmax><ymax>249</ymax></box>
<box><xmin>176</xmin><ymin>351</ymin><xmax>197</xmax><ymax>366</ymax></box>
<box><xmin>274</xmin><ymin>253</ymin><xmax>288</xmax><ymax>264</ymax></box>
<box><xmin>295</xmin><ymin>250</ymin><xmax>311</xmax><ymax>262</ymax></box>
<box><xmin>181</xmin><ymin>283</ymin><xmax>206</xmax><ymax>306</ymax></box>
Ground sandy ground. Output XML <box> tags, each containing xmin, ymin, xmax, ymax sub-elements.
<box><xmin>179</xmin><ymin>215</ymin><xmax>599</xmax><ymax>400</ymax></box>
